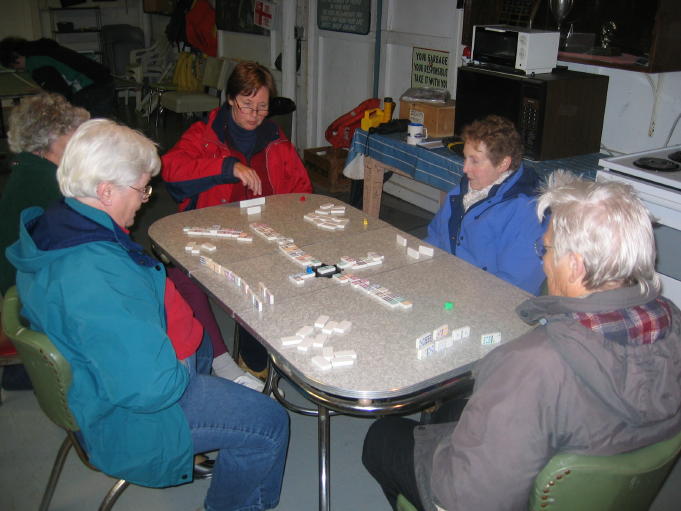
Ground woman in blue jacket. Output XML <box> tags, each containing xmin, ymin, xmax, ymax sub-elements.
<box><xmin>7</xmin><ymin>119</ymin><xmax>289</xmax><ymax>511</ymax></box>
<box><xmin>424</xmin><ymin>115</ymin><xmax>547</xmax><ymax>295</ymax></box>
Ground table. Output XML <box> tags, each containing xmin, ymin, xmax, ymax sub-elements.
<box><xmin>0</xmin><ymin>71</ymin><xmax>41</xmax><ymax>137</ymax></box>
<box><xmin>148</xmin><ymin>193</ymin><xmax>533</xmax><ymax>510</ymax></box>
<box><xmin>346</xmin><ymin>129</ymin><xmax>604</xmax><ymax>218</ymax></box>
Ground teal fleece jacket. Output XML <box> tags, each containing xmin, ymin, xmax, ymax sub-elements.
<box><xmin>6</xmin><ymin>198</ymin><xmax>193</xmax><ymax>487</ymax></box>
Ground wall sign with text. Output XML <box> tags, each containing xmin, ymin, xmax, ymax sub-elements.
<box><xmin>411</xmin><ymin>48</ymin><xmax>450</xmax><ymax>89</ymax></box>
<box><xmin>317</xmin><ymin>0</ymin><xmax>371</xmax><ymax>35</ymax></box>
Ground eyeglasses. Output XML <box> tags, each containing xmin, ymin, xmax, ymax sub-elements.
<box><xmin>534</xmin><ymin>238</ymin><xmax>553</xmax><ymax>259</ymax></box>
<box><xmin>129</xmin><ymin>184</ymin><xmax>153</xmax><ymax>201</ymax></box>
<box><xmin>234</xmin><ymin>100</ymin><xmax>269</xmax><ymax>116</ymax></box>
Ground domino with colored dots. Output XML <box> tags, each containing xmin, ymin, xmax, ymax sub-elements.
<box><xmin>481</xmin><ymin>332</ymin><xmax>501</xmax><ymax>345</ymax></box>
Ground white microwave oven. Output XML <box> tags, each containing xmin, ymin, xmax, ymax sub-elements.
<box><xmin>472</xmin><ymin>25</ymin><xmax>560</xmax><ymax>75</ymax></box>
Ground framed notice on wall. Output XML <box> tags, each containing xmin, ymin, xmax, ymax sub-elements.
<box><xmin>317</xmin><ymin>0</ymin><xmax>371</xmax><ymax>35</ymax></box>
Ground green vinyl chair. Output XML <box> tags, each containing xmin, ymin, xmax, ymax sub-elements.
<box><xmin>528</xmin><ymin>430</ymin><xmax>681</xmax><ymax>510</ymax></box>
<box><xmin>396</xmin><ymin>427</ymin><xmax>681</xmax><ymax>511</ymax></box>
<box><xmin>1</xmin><ymin>286</ymin><xmax>130</xmax><ymax>511</ymax></box>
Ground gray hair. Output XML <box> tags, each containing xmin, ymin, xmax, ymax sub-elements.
<box><xmin>58</xmin><ymin>119</ymin><xmax>160</xmax><ymax>199</ymax></box>
<box><xmin>536</xmin><ymin>170</ymin><xmax>658</xmax><ymax>291</ymax></box>
<box><xmin>7</xmin><ymin>93</ymin><xmax>90</xmax><ymax>154</ymax></box>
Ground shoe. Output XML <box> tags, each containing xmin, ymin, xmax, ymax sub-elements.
<box><xmin>237</xmin><ymin>355</ymin><xmax>269</xmax><ymax>381</ymax></box>
<box><xmin>193</xmin><ymin>457</ymin><xmax>214</xmax><ymax>480</ymax></box>
<box><xmin>233</xmin><ymin>373</ymin><xmax>265</xmax><ymax>392</ymax></box>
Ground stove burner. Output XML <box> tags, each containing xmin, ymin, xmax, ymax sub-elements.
<box><xmin>633</xmin><ymin>157</ymin><xmax>680</xmax><ymax>172</ymax></box>
<box><xmin>668</xmin><ymin>151</ymin><xmax>681</xmax><ymax>163</ymax></box>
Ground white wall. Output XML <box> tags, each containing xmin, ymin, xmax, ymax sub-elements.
<box><xmin>561</xmin><ymin>61</ymin><xmax>681</xmax><ymax>153</ymax></box>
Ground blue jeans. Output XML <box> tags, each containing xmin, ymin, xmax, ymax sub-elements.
<box><xmin>180</xmin><ymin>333</ymin><xmax>290</xmax><ymax>511</ymax></box>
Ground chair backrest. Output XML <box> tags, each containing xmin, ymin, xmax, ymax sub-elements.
<box><xmin>1</xmin><ymin>286</ymin><xmax>79</xmax><ymax>431</ymax></box>
<box><xmin>201</xmin><ymin>56</ymin><xmax>231</xmax><ymax>91</ymax></box>
<box><xmin>529</xmin><ymin>428</ymin><xmax>681</xmax><ymax>511</ymax></box>
<box><xmin>101</xmin><ymin>24</ymin><xmax>146</xmax><ymax>76</ymax></box>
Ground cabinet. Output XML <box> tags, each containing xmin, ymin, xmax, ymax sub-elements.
<box><xmin>461</xmin><ymin>0</ymin><xmax>681</xmax><ymax>73</ymax></box>
<box><xmin>50</xmin><ymin>7</ymin><xmax>103</xmax><ymax>62</ymax></box>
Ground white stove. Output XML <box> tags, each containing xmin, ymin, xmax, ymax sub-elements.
<box><xmin>598</xmin><ymin>145</ymin><xmax>681</xmax><ymax>308</ymax></box>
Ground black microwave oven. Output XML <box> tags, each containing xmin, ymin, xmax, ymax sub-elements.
<box><xmin>454</xmin><ymin>66</ymin><xmax>609</xmax><ymax>161</ymax></box>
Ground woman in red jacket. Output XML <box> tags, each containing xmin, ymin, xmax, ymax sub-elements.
<box><xmin>162</xmin><ymin>60</ymin><xmax>312</xmax><ymax>377</ymax></box>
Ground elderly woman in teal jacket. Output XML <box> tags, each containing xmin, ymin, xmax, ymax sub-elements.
<box><xmin>7</xmin><ymin>119</ymin><xmax>289</xmax><ymax>510</ymax></box>
<box><xmin>424</xmin><ymin>115</ymin><xmax>547</xmax><ymax>295</ymax></box>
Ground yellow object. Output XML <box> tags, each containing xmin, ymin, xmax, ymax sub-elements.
<box><xmin>360</xmin><ymin>97</ymin><xmax>395</xmax><ymax>131</ymax></box>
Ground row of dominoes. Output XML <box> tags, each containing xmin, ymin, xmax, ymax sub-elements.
<box><xmin>183</xmin><ymin>225</ymin><xmax>253</xmax><ymax>242</ymax></box>
<box><xmin>196</xmin><ymin>255</ymin><xmax>267</xmax><ymax>312</ymax></box>
<box><xmin>336</xmin><ymin>252</ymin><xmax>384</xmax><ymax>270</ymax></box>
<box><xmin>331</xmin><ymin>272</ymin><xmax>413</xmax><ymax>310</ymax></box>
<box><xmin>279</xmin><ymin>241</ymin><xmax>323</xmax><ymax>268</ymax></box>
<box><xmin>395</xmin><ymin>234</ymin><xmax>434</xmax><ymax>259</ymax></box>
<box><xmin>249</xmin><ymin>223</ymin><xmax>294</xmax><ymax>245</ymax></box>
<box><xmin>416</xmin><ymin>324</ymin><xmax>471</xmax><ymax>360</ymax></box>
<box><xmin>279</xmin><ymin>315</ymin><xmax>356</xmax><ymax>371</ymax></box>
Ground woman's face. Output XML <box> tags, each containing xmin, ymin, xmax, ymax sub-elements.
<box><xmin>462</xmin><ymin>140</ymin><xmax>511</xmax><ymax>190</ymax></box>
<box><xmin>228</xmin><ymin>86</ymin><xmax>270</xmax><ymax>131</ymax></box>
<box><xmin>110</xmin><ymin>173</ymin><xmax>152</xmax><ymax>228</ymax></box>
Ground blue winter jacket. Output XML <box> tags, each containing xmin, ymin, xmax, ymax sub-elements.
<box><xmin>424</xmin><ymin>164</ymin><xmax>547</xmax><ymax>295</ymax></box>
<box><xmin>6</xmin><ymin>198</ymin><xmax>193</xmax><ymax>487</ymax></box>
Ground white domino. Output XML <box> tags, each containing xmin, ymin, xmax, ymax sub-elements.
<box><xmin>333</xmin><ymin>349</ymin><xmax>357</xmax><ymax>360</ymax></box>
<box><xmin>200</xmin><ymin>242</ymin><xmax>217</xmax><ymax>253</ymax></box>
<box><xmin>311</xmin><ymin>356</ymin><xmax>333</xmax><ymax>370</ymax></box>
<box><xmin>314</xmin><ymin>315</ymin><xmax>330</xmax><ymax>329</ymax></box>
<box><xmin>481</xmin><ymin>332</ymin><xmax>501</xmax><ymax>345</ymax></box>
<box><xmin>322</xmin><ymin>321</ymin><xmax>338</xmax><ymax>335</ymax></box>
<box><xmin>335</xmin><ymin>320</ymin><xmax>352</xmax><ymax>334</ymax></box>
<box><xmin>297</xmin><ymin>337</ymin><xmax>314</xmax><ymax>352</ymax></box>
<box><xmin>396</xmin><ymin>234</ymin><xmax>407</xmax><ymax>247</ymax></box>
<box><xmin>407</xmin><ymin>247</ymin><xmax>420</xmax><ymax>259</ymax></box>
<box><xmin>331</xmin><ymin>356</ymin><xmax>355</xmax><ymax>368</ymax></box>
<box><xmin>295</xmin><ymin>325</ymin><xmax>315</xmax><ymax>338</ymax></box>
<box><xmin>281</xmin><ymin>335</ymin><xmax>302</xmax><ymax>347</ymax></box>
<box><xmin>246</xmin><ymin>206</ymin><xmax>262</xmax><ymax>215</ymax></box>
<box><xmin>419</xmin><ymin>245</ymin><xmax>434</xmax><ymax>257</ymax></box>
<box><xmin>240</xmin><ymin>197</ymin><xmax>266</xmax><ymax>208</ymax></box>
<box><xmin>312</xmin><ymin>333</ymin><xmax>329</xmax><ymax>348</ymax></box>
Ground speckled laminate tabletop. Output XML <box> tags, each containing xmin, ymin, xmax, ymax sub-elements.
<box><xmin>149</xmin><ymin>193</ymin><xmax>533</xmax><ymax>401</ymax></box>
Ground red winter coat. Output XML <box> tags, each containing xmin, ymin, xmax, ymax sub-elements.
<box><xmin>162</xmin><ymin>105</ymin><xmax>312</xmax><ymax>211</ymax></box>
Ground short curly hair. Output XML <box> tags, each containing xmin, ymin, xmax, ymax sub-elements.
<box><xmin>461</xmin><ymin>115</ymin><xmax>523</xmax><ymax>171</ymax></box>
<box><xmin>7</xmin><ymin>92</ymin><xmax>90</xmax><ymax>155</ymax></box>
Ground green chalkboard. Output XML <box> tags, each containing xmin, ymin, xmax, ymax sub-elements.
<box><xmin>317</xmin><ymin>0</ymin><xmax>371</xmax><ymax>35</ymax></box>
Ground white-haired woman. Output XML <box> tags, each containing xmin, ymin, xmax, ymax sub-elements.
<box><xmin>363</xmin><ymin>170</ymin><xmax>681</xmax><ymax>511</ymax></box>
<box><xmin>7</xmin><ymin>119</ymin><xmax>289</xmax><ymax>511</ymax></box>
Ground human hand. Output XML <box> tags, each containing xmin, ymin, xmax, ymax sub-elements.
<box><xmin>233</xmin><ymin>162</ymin><xmax>262</xmax><ymax>196</ymax></box>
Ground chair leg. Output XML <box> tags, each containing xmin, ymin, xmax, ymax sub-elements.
<box><xmin>99</xmin><ymin>479</ymin><xmax>130</xmax><ymax>511</ymax></box>
<box><xmin>39</xmin><ymin>435</ymin><xmax>73</xmax><ymax>511</ymax></box>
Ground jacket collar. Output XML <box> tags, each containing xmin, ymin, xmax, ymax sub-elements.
<box><xmin>211</xmin><ymin>104</ymin><xmax>281</xmax><ymax>154</ymax></box>
<box><xmin>28</xmin><ymin>198</ymin><xmax>158</xmax><ymax>267</ymax></box>
<box><xmin>516</xmin><ymin>283</ymin><xmax>661</xmax><ymax>325</ymax></box>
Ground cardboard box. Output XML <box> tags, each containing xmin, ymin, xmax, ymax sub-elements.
<box><xmin>399</xmin><ymin>100</ymin><xmax>455</xmax><ymax>138</ymax></box>
<box><xmin>303</xmin><ymin>147</ymin><xmax>351</xmax><ymax>193</ymax></box>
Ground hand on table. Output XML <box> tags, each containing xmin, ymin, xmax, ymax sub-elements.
<box><xmin>234</xmin><ymin>162</ymin><xmax>262</xmax><ymax>196</ymax></box>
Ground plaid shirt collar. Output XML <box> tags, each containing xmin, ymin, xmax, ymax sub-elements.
<box><xmin>570</xmin><ymin>297</ymin><xmax>673</xmax><ymax>346</ymax></box>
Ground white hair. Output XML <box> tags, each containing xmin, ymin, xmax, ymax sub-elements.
<box><xmin>58</xmin><ymin>119</ymin><xmax>160</xmax><ymax>199</ymax></box>
<box><xmin>536</xmin><ymin>170</ymin><xmax>658</xmax><ymax>291</ymax></box>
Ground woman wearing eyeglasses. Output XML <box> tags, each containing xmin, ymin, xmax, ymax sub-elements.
<box><xmin>161</xmin><ymin>61</ymin><xmax>312</xmax><ymax>380</ymax></box>
<box><xmin>162</xmin><ymin>60</ymin><xmax>312</xmax><ymax>210</ymax></box>
<box><xmin>8</xmin><ymin>119</ymin><xmax>289</xmax><ymax>511</ymax></box>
